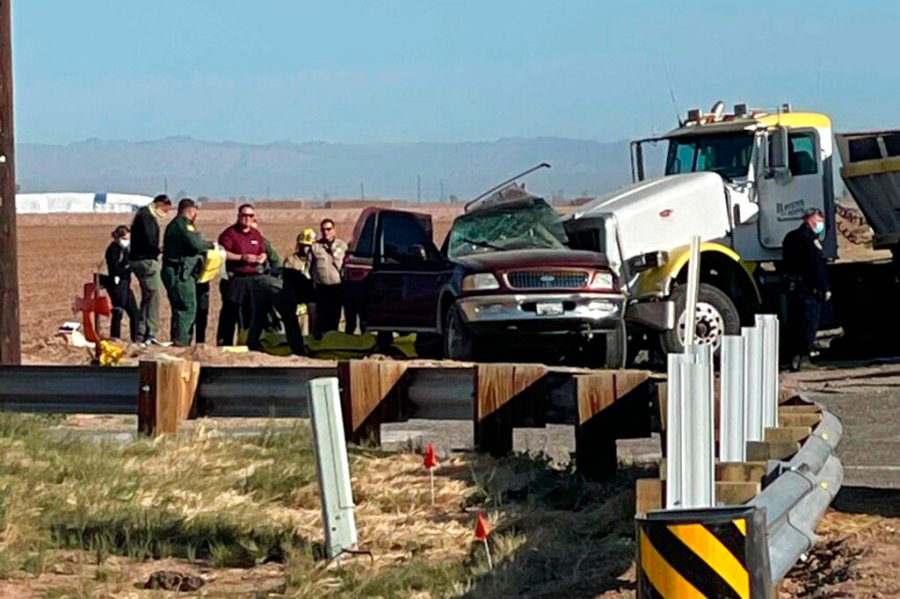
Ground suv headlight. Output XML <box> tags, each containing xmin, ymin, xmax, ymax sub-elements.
<box><xmin>588</xmin><ymin>271</ymin><xmax>615</xmax><ymax>290</ymax></box>
<box><xmin>461</xmin><ymin>273</ymin><xmax>500</xmax><ymax>291</ymax></box>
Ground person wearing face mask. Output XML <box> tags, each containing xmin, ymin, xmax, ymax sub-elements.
<box><xmin>782</xmin><ymin>208</ymin><xmax>832</xmax><ymax>371</ymax></box>
<box><xmin>162</xmin><ymin>198</ymin><xmax>215</xmax><ymax>346</ymax></box>
<box><xmin>103</xmin><ymin>225</ymin><xmax>140</xmax><ymax>342</ymax></box>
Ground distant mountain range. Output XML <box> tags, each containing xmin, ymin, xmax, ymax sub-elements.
<box><xmin>16</xmin><ymin>136</ymin><xmax>636</xmax><ymax>201</ymax></box>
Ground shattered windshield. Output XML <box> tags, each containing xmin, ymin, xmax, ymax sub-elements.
<box><xmin>665</xmin><ymin>132</ymin><xmax>754</xmax><ymax>179</ymax></box>
<box><xmin>447</xmin><ymin>199</ymin><xmax>568</xmax><ymax>258</ymax></box>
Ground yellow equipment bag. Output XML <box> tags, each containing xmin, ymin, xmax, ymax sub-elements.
<box><xmin>198</xmin><ymin>247</ymin><xmax>226</xmax><ymax>284</ymax></box>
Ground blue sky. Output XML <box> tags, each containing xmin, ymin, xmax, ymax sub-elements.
<box><xmin>12</xmin><ymin>0</ymin><xmax>900</xmax><ymax>145</ymax></box>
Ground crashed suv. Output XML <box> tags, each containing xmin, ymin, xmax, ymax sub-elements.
<box><xmin>343</xmin><ymin>187</ymin><xmax>627</xmax><ymax>366</ymax></box>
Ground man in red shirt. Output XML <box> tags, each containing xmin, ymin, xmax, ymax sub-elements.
<box><xmin>216</xmin><ymin>204</ymin><xmax>269</xmax><ymax>350</ymax></box>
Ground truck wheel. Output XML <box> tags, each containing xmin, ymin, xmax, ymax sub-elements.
<box><xmin>443</xmin><ymin>305</ymin><xmax>475</xmax><ymax>360</ymax></box>
<box><xmin>661</xmin><ymin>283</ymin><xmax>740</xmax><ymax>354</ymax></box>
<box><xmin>593</xmin><ymin>321</ymin><xmax>627</xmax><ymax>368</ymax></box>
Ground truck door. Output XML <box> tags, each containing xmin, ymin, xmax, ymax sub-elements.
<box><xmin>364</xmin><ymin>210</ymin><xmax>453</xmax><ymax>331</ymax></box>
<box><xmin>757</xmin><ymin>129</ymin><xmax>826</xmax><ymax>249</ymax></box>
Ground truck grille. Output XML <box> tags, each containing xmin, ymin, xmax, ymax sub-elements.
<box><xmin>506</xmin><ymin>270</ymin><xmax>589</xmax><ymax>290</ymax></box>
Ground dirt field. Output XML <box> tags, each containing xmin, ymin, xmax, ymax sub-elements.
<box><xmin>17</xmin><ymin>204</ymin><xmax>462</xmax><ymax>364</ymax></box>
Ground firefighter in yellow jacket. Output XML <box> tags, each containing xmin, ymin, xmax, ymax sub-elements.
<box><xmin>162</xmin><ymin>198</ymin><xmax>214</xmax><ymax>346</ymax></box>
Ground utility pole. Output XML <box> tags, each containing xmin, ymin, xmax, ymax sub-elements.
<box><xmin>360</xmin><ymin>182</ymin><xmax>365</xmax><ymax>200</ymax></box>
<box><xmin>0</xmin><ymin>0</ymin><xmax>20</xmax><ymax>364</ymax></box>
<box><xmin>417</xmin><ymin>175</ymin><xmax>421</xmax><ymax>202</ymax></box>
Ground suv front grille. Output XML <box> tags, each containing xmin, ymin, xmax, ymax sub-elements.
<box><xmin>506</xmin><ymin>270</ymin><xmax>589</xmax><ymax>290</ymax></box>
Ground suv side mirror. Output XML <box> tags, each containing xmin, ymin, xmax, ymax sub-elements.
<box><xmin>767</xmin><ymin>126</ymin><xmax>791</xmax><ymax>183</ymax></box>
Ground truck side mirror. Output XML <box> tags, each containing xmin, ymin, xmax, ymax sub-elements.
<box><xmin>767</xmin><ymin>126</ymin><xmax>791</xmax><ymax>183</ymax></box>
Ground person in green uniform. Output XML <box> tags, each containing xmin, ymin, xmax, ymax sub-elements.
<box><xmin>162</xmin><ymin>198</ymin><xmax>214</xmax><ymax>346</ymax></box>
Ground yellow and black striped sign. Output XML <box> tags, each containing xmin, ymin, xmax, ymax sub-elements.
<box><xmin>637</xmin><ymin>507</ymin><xmax>771</xmax><ymax>599</ymax></box>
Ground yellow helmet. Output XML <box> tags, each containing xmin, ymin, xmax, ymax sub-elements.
<box><xmin>298</xmin><ymin>228</ymin><xmax>317</xmax><ymax>246</ymax></box>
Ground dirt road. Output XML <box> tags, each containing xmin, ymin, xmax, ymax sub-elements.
<box><xmin>778</xmin><ymin>362</ymin><xmax>900</xmax><ymax>597</ymax></box>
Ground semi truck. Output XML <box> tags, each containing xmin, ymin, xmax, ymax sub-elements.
<box><xmin>564</xmin><ymin>101</ymin><xmax>900</xmax><ymax>358</ymax></box>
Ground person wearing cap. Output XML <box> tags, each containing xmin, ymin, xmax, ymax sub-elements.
<box><xmin>782</xmin><ymin>208</ymin><xmax>832</xmax><ymax>371</ymax></box>
<box><xmin>161</xmin><ymin>198</ymin><xmax>214</xmax><ymax>346</ymax></box>
<box><xmin>283</xmin><ymin>228</ymin><xmax>317</xmax><ymax>335</ymax></box>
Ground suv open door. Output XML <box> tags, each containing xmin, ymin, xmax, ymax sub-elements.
<box><xmin>345</xmin><ymin>209</ymin><xmax>453</xmax><ymax>332</ymax></box>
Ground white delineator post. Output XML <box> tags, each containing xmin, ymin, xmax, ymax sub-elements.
<box><xmin>665</xmin><ymin>352</ymin><xmax>684</xmax><ymax>508</ymax></box>
<box><xmin>683</xmin><ymin>235</ymin><xmax>702</xmax><ymax>348</ymax></box>
<box><xmin>666</xmin><ymin>234</ymin><xmax>715</xmax><ymax>509</ymax></box>
<box><xmin>666</xmin><ymin>338</ymin><xmax>715</xmax><ymax>508</ymax></box>
<box><xmin>308</xmin><ymin>377</ymin><xmax>358</xmax><ymax>559</ymax></box>
<box><xmin>720</xmin><ymin>334</ymin><xmax>747</xmax><ymax>462</ymax></box>
<box><xmin>756</xmin><ymin>314</ymin><xmax>780</xmax><ymax>430</ymax></box>
<box><xmin>743</xmin><ymin>324</ymin><xmax>764</xmax><ymax>442</ymax></box>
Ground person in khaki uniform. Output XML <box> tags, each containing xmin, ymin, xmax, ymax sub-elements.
<box><xmin>310</xmin><ymin>218</ymin><xmax>348</xmax><ymax>337</ymax></box>
<box><xmin>161</xmin><ymin>199</ymin><xmax>214</xmax><ymax>346</ymax></box>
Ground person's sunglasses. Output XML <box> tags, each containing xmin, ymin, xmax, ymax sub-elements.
<box><xmin>239</xmin><ymin>212</ymin><xmax>255</xmax><ymax>218</ymax></box>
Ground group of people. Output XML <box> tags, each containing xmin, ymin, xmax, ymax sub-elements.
<box><xmin>102</xmin><ymin>194</ymin><xmax>831</xmax><ymax>367</ymax></box>
<box><xmin>102</xmin><ymin>194</ymin><xmax>354</xmax><ymax>356</ymax></box>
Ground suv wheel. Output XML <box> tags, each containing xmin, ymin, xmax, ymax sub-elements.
<box><xmin>443</xmin><ymin>305</ymin><xmax>475</xmax><ymax>360</ymax></box>
<box><xmin>587</xmin><ymin>321</ymin><xmax>627</xmax><ymax>368</ymax></box>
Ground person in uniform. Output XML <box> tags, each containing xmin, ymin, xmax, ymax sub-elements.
<box><xmin>103</xmin><ymin>225</ymin><xmax>139</xmax><ymax>342</ymax></box>
<box><xmin>129</xmin><ymin>194</ymin><xmax>172</xmax><ymax>344</ymax></box>
<box><xmin>161</xmin><ymin>198</ymin><xmax>214</xmax><ymax>346</ymax></box>
<box><xmin>250</xmin><ymin>219</ymin><xmax>305</xmax><ymax>356</ymax></box>
<box><xmin>782</xmin><ymin>208</ymin><xmax>832</xmax><ymax>371</ymax></box>
<box><xmin>283</xmin><ymin>228</ymin><xmax>317</xmax><ymax>336</ymax></box>
<box><xmin>310</xmin><ymin>218</ymin><xmax>348</xmax><ymax>337</ymax></box>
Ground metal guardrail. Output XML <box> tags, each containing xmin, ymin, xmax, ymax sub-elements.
<box><xmin>751</xmin><ymin>405</ymin><xmax>844</xmax><ymax>584</ymax></box>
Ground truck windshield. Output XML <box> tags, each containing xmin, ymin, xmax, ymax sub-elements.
<box><xmin>447</xmin><ymin>200</ymin><xmax>568</xmax><ymax>258</ymax></box>
<box><xmin>665</xmin><ymin>132</ymin><xmax>754</xmax><ymax>179</ymax></box>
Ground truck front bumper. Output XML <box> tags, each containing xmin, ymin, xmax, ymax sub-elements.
<box><xmin>456</xmin><ymin>292</ymin><xmax>625</xmax><ymax>334</ymax></box>
<box><xmin>625</xmin><ymin>300</ymin><xmax>675</xmax><ymax>331</ymax></box>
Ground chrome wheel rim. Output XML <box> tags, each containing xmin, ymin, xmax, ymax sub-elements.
<box><xmin>676</xmin><ymin>301</ymin><xmax>725</xmax><ymax>350</ymax></box>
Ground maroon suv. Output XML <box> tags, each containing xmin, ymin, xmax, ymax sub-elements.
<box><xmin>343</xmin><ymin>188</ymin><xmax>626</xmax><ymax>365</ymax></box>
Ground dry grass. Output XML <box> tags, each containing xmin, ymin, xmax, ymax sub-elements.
<box><xmin>0</xmin><ymin>414</ymin><xmax>643</xmax><ymax>597</ymax></box>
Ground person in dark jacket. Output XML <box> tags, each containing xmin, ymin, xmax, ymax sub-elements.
<box><xmin>782</xmin><ymin>208</ymin><xmax>832</xmax><ymax>371</ymax></box>
<box><xmin>162</xmin><ymin>198</ymin><xmax>214</xmax><ymax>346</ymax></box>
<box><xmin>103</xmin><ymin>225</ymin><xmax>140</xmax><ymax>342</ymax></box>
<box><xmin>129</xmin><ymin>194</ymin><xmax>172</xmax><ymax>344</ymax></box>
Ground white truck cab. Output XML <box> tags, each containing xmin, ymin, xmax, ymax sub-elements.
<box><xmin>565</xmin><ymin>102</ymin><xmax>837</xmax><ymax>354</ymax></box>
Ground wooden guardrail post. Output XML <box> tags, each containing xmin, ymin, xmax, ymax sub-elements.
<box><xmin>576</xmin><ymin>370</ymin><xmax>650</xmax><ymax>481</ymax></box>
<box><xmin>137</xmin><ymin>358</ymin><xmax>201</xmax><ymax>435</ymax></box>
<box><xmin>337</xmin><ymin>360</ymin><xmax>408</xmax><ymax>445</ymax></box>
<box><xmin>474</xmin><ymin>363</ymin><xmax>547</xmax><ymax>457</ymax></box>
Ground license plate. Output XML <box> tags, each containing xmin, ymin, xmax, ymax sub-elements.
<box><xmin>536</xmin><ymin>302</ymin><xmax>564</xmax><ymax>316</ymax></box>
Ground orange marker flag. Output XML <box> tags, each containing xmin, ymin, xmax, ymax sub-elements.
<box><xmin>424</xmin><ymin>443</ymin><xmax>439</xmax><ymax>505</ymax></box>
<box><xmin>475</xmin><ymin>512</ymin><xmax>493</xmax><ymax>568</ymax></box>
<box><xmin>474</xmin><ymin>512</ymin><xmax>491</xmax><ymax>541</ymax></box>
<box><xmin>423</xmin><ymin>443</ymin><xmax>439</xmax><ymax>469</ymax></box>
